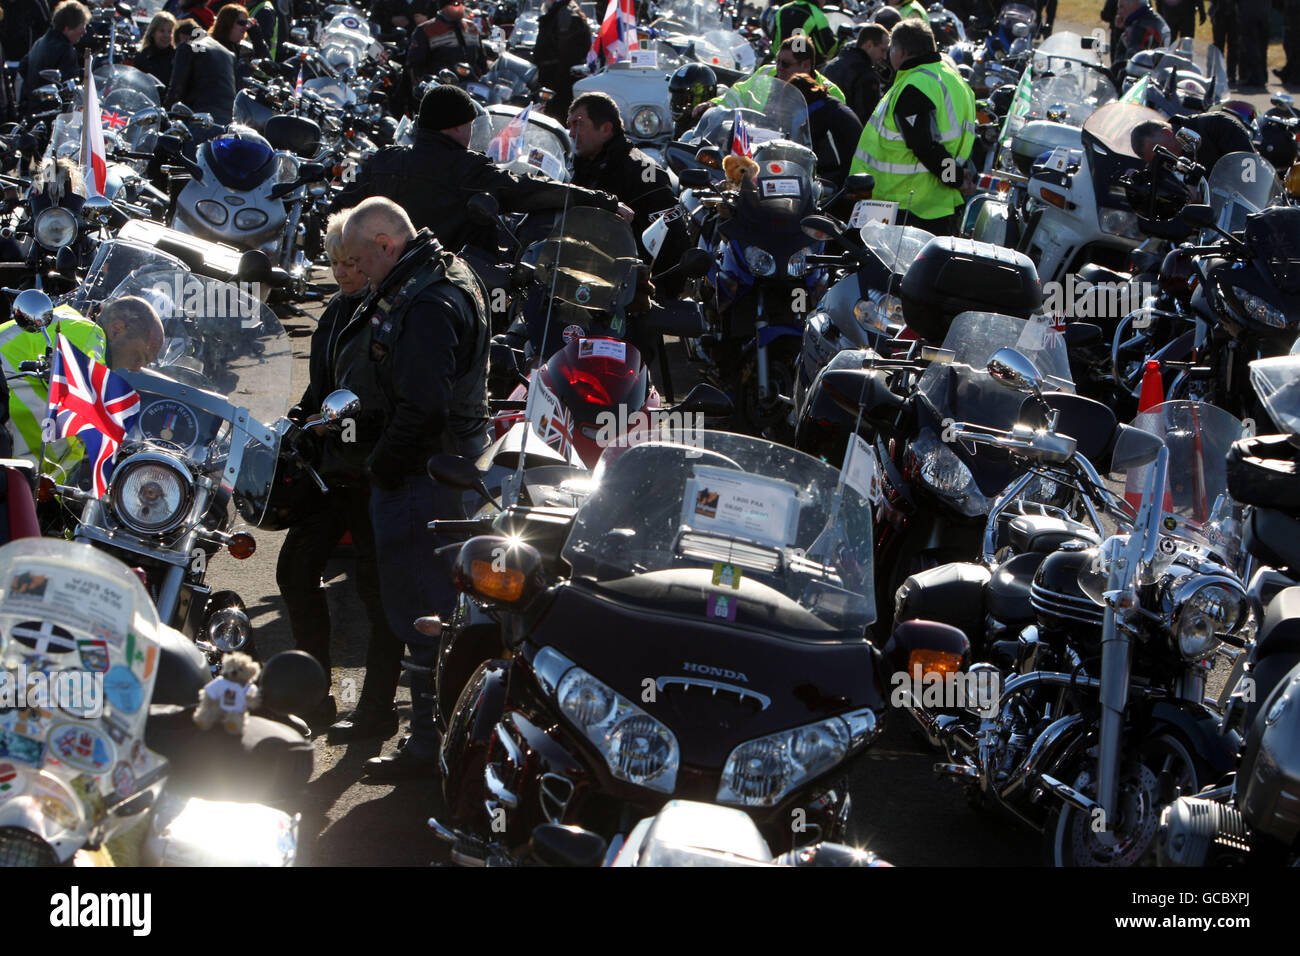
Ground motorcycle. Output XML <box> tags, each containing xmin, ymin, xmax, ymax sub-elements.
<box><xmin>427</xmin><ymin>428</ymin><xmax>937</xmax><ymax>864</ymax></box>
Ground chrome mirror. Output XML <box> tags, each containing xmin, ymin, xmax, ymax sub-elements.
<box><xmin>987</xmin><ymin>347</ymin><xmax>1044</xmax><ymax>394</ymax></box>
<box><xmin>11</xmin><ymin>288</ymin><xmax>55</xmax><ymax>334</ymax></box>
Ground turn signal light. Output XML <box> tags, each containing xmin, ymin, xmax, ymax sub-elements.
<box><xmin>471</xmin><ymin>560</ymin><xmax>526</xmax><ymax>602</ymax></box>
<box><xmin>908</xmin><ymin>648</ymin><xmax>964</xmax><ymax>678</ymax></box>
<box><xmin>36</xmin><ymin>476</ymin><xmax>56</xmax><ymax>503</ymax></box>
<box><xmin>453</xmin><ymin>536</ymin><xmax>544</xmax><ymax>606</ymax></box>
<box><xmin>414</xmin><ymin>616</ymin><xmax>443</xmax><ymax>638</ymax></box>
<box><xmin>227</xmin><ymin>533</ymin><xmax>257</xmax><ymax>559</ymax></box>
<box><xmin>1040</xmin><ymin>187</ymin><xmax>1068</xmax><ymax>209</ymax></box>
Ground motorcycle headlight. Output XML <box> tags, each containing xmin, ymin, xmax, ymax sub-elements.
<box><xmin>33</xmin><ymin>207</ymin><xmax>78</xmax><ymax>251</ymax></box>
<box><xmin>109</xmin><ymin>454</ymin><xmax>193</xmax><ymax>534</ymax></box>
<box><xmin>913</xmin><ymin>433</ymin><xmax>985</xmax><ymax>516</ymax></box>
<box><xmin>1173</xmin><ymin>580</ymin><xmax>1246</xmax><ymax>660</ymax></box>
<box><xmin>556</xmin><ymin>665</ymin><xmax>678</xmax><ymax>793</ymax></box>
<box><xmin>1099</xmin><ymin>207</ymin><xmax>1142</xmax><ymax>240</ymax></box>
<box><xmin>717</xmin><ymin>709</ymin><xmax>877</xmax><ymax>807</ymax></box>
<box><xmin>1230</xmin><ymin>287</ymin><xmax>1289</xmax><ymax>329</ymax></box>
<box><xmin>631</xmin><ymin>106</ymin><xmax>663</xmax><ymax>138</ymax></box>
<box><xmin>233</xmin><ymin>209</ymin><xmax>269</xmax><ymax>230</ymax></box>
<box><xmin>853</xmin><ymin>290</ymin><xmax>904</xmax><ymax>334</ymax></box>
<box><xmin>196</xmin><ymin>199</ymin><xmax>229</xmax><ymax>227</ymax></box>
<box><xmin>788</xmin><ymin>246</ymin><xmax>814</xmax><ymax>277</ymax></box>
<box><xmin>743</xmin><ymin>245</ymin><xmax>776</xmax><ymax>277</ymax></box>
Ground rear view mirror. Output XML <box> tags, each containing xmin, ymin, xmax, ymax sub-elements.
<box><xmin>467</xmin><ymin>192</ymin><xmax>501</xmax><ymax>224</ymax></box>
<box><xmin>298</xmin><ymin>162</ymin><xmax>326</xmax><ymax>182</ymax></box>
<box><xmin>1063</xmin><ymin>322</ymin><xmax>1103</xmax><ymax>349</ymax></box>
<box><xmin>677</xmin><ymin>167</ymin><xmax>713</xmax><ymax>190</ymax></box>
<box><xmin>987</xmin><ymin>347</ymin><xmax>1045</xmax><ymax>394</ymax></box>
<box><xmin>1179</xmin><ymin>203</ymin><xmax>1214</xmax><ymax>228</ymax></box>
<box><xmin>39</xmin><ymin>69</ymin><xmax>61</xmax><ymax>85</ymax></box>
<box><xmin>679</xmin><ymin>247</ymin><xmax>712</xmax><ymax>278</ymax></box>
<box><xmin>259</xmin><ymin>650</ymin><xmax>328</xmax><ymax>719</ymax></box>
<box><xmin>1109</xmin><ymin>422</ymin><xmax>1164</xmax><ymax>473</ymax></box>
<box><xmin>843</xmin><ymin>172</ymin><xmax>875</xmax><ymax>197</ymax></box>
<box><xmin>428</xmin><ymin>453</ymin><xmax>497</xmax><ymax>505</ymax></box>
<box><xmin>801</xmin><ymin>214</ymin><xmax>845</xmax><ymax>242</ymax></box>
<box><xmin>671</xmin><ymin>382</ymin><xmax>733</xmax><ymax>418</ymax></box>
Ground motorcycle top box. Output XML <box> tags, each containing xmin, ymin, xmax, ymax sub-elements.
<box><xmin>900</xmin><ymin>236</ymin><xmax>1042</xmax><ymax>343</ymax></box>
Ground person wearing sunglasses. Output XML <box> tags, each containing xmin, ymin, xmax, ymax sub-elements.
<box><xmin>165</xmin><ymin>2</ymin><xmax>242</xmax><ymax>124</ymax></box>
<box><xmin>693</xmin><ymin>35</ymin><xmax>846</xmax><ymax>121</ymax></box>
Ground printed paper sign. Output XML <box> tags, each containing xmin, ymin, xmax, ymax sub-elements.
<box><xmin>578</xmin><ymin>338</ymin><xmax>627</xmax><ymax>362</ymax></box>
<box><xmin>681</xmin><ymin>466</ymin><xmax>800</xmax><ymax>549</ymax></box>
<box><xmin>629</xmin><ymin>49</ymin><xmax>658</xmax><ymax>68</ymax></box>
<box><xmin>643</xmin><ymin>214</ymin><xmax>670</xmax><ymax>261</ymax></box>
<box><xmin>849</xmin><ymin>199</ymin><xmax>898</xmax><ymax>228</ymax></box>
<box><xmin>761</xmin><ymin>178</ymin><xmax>802</xmax><ymax>197</ymax></box>
<box><xmin>842</xmin><ymin>433</ymin><xmax>883</xmax><ymax>504</ymax></box>
<box><xmin>1045</xmin><ymin>146</ymin><xmax>1071</xmax><ymax>171</ymax></box>
<box><xmin>467</xmin><ymin>82</ymin><xmax>490</xmax><ymax>100</ymax></box>
<box><xmin>526</xmin><ymin>147</ymin><xmax>565</xmax><ymax>181</ymax></box>
<box><xmin>2</xmin><ymin>566</ymin><xmax>130</xmax><ymax>646</ymax></box>
<box><xmin>732</xmin><ymin>44</ymin><xmax>756</xmax><ymax>71</ymax></box>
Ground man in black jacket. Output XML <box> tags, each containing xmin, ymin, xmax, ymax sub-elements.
<box><xmin>21</xmin><ymin>0</ymin><xmax>87</xmax><ymax>101</ymax></box>
<box><xmin>338</xmin><ymin>197</ymin><xmax>491</xmax><ymax>780</ymax></box>
<box><xmin>276</xmin><ymin>211</ymin><xmax>403</xmax><ymax>740</ymax></box>
<box><xmin>166</xmin><ymin>29</ymin><xmax>238</xmax><ymax>124</ymax></box>
<box><xmin>407</xmin><ymin>0</ymin><xmax>488</xmax><ymax>82</ymax></box>
<box><xmin>820</xmin><ymin>22</ymin><xmax>890</xmax><ymax>124</ymax></box>
<box><xmin>533</xmin><ymin>0</ymin><xmax>591</xmax><ymax>121</ymax></box>
<box><xmin>1170</xmin><ymin>105</ymin><xmax>1255</xmax><ymax>172</ymax></box>
<box><xmin>334</xmin><ymin>84</ymin><xmax>624</xmax><ymax>253</ymax></box>
<box><xmin>568</xmin><ymin>90</ymin><xmax>686</xmax><ymax>268</ymax></box>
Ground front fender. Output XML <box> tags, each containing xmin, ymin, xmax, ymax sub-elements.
<box><xmin>440</xmin><ymin>659</ymin><xmax>510</xmax><ymax>827</ymax></box>
<box><xmin>1147</xmin><ymin>700</ymin><xmax>1241</xmax><ymax>776</ymax></box>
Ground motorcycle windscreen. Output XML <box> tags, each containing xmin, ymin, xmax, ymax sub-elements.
<box><xmin>566</xmin><ymin>431</ymin><xmax>876</xmax><ymax>633</ymax></box>
<box><xmin>0</xmin><ymin>539</ymin><xmax>169</xmax><ymax>863</ymax></box>
<box><xmin>1120</xmin><ymin>401</ymin><xmax>1247</xmax><ymax>569</ymax></box>
<box><xmin>1243</xmin><ymin>206</ymin><xmax>1300</xmax><ymax>295</ymax></box>
<box><xmin>94</xmin><ymin>64</ymin><xmax>164</xmax><ymax>107</ymax></box>
<box><xmin>533</xmin><ymin>207</ymin><xmax>640</xmax><ymax>313</ymax></box>
<box><xmin>1206</xmin><ymin>152</ymin><xmax>1281</xmax><ymax>236</ymax></box>
<box><xmin>1033</xmin><ymin>31</ymin><xmax>1108</xmax><ymax>69</ymax></box>
<box><xmin>61</xmin><ymin>239</ymin><xmax>189</xmax><ymax>313</ymax></box>
<box><xmin>1250</xmin><ymin>354</ymin><xmax>1300</xmax><ymax>434</ymax></box>
<box><xmin>1025</xmin><ymin>66</ymin><xmax>1116</xmax><ymax>127</ymax></box>
<box><xmin>717</xmin><ymin>74</ymin><xmax>813</xmax><ymax>150</ymax></box>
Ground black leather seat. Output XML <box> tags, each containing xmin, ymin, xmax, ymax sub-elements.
<box><xmin>986</xmin><ymin>551</ymin><xmax>1046</xmax><ymax>624</ymax></box>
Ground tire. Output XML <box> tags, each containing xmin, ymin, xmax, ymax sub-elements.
<box><xmin>1046</xmin><ymin>729</ymin><xmax>1210</xmax><ymax>867</ymax></box>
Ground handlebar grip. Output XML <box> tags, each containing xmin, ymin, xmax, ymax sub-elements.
<box><xmin>427</xmin><ymin>518</ymin><xmax>495</xmax><ymax>535</ymax></box>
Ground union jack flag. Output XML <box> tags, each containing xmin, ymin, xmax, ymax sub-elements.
<box><xmin>101</xmin><ymin>109</ymin><xmax>128</xmax><ymax>131</ymax></box>
<box><xmin>45</xmin><ymin>334</ymin><xmax>141</xmax><ymax>498</ymax></box>
<box><xmin>731</xmin><ymin>109</ymin><xmax>752</xmax><ymax>157</ymax></box>
<box><xmin>587</xmin><ymin>0</ymin><xmax>638</xmax><ymax>69</ymax></box>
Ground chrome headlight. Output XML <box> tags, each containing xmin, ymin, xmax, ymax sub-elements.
<box><xmin>631</xmin><ymin>106</ymin><xmax>663</xmax><ymax>138</ymax></box>
<box><xmin>1231</xmin><ymin>288</ymin><xmax>1288</xmax><ymax>329</ymax></box>
<box><xmin>206</xmin><ymin>606</ymin><xmax>250</xmax><ymax>652</ymax></box>
<box><xmin>1099</xmin><ymin>207</ymin><xmax>1142</xmax><ymax>240</ymax></box>
<box><xmin>1172</xmin><ymin>579</ymin><xmax>1249</xmax><ymax>660</ymax></box>
<box><xmin>743</xmin><ymin>245</ymin><xmax>776</xmax><ymax>277</ymax></box>
<box><xmin>913</xmin><ymin>432</ymin><xmax>984</xmax><ymax>516</ymax></box>
<box><xmin>233</xmin><ymin>209</ymin><xmax>269</xmax><ymax>230</ymax></box>
<box><xmin>109</xmin><ymin>454</ymin><xmax>193</xmax><ymax>534</ymax></box>
<box><xmin>196</xmin><ymin>199</ymin><xmax>229</xmax><ymax>227</ymax></box>
<box><xmin>853</xmin><ymin>290</ymin><xmax>904</xmax><ymax>334</ymax></box>
<box><xmin>788</xmin><ymin>246</ymin><xmax>814</xmax><ymax>277</ymax></box>
<box><xmin>718</xmin><ymin>709</ymin><xmax>878</xmax><ymax>807</ymax></box>
<box><xmin>33</xmin><ymin>207</ymin><xmax>78</xmax><ymax>251</ymax></box>
<box><xmin>555</xmin><ymin>664</ymin><xmax>678</xmax><ymax>793</ymax></box>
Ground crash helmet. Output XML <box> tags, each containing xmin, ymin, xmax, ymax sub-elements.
<box><xmin>669</xmin><ymin>63</ymin><xmax>718</xmax><ymax>123</ymax></box>
<box><xmin>1260</xmin><ymin>119</ymin><xmax>1298</xmax><ymax>173</ymax></box>
<box><xmin>1219</xmin><ymin>99</ymin><xmax>1258</xmax><ymax>130</ymax></box>
<box><xmin>988</xmin><ymin>82</ymin><xmax>1017</xmax><ymax>118</ymax></box>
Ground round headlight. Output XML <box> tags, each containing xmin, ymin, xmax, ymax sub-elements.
<box><xmin>631</xmin><ymin>106</ymin><xmax>662</xmax><ymax>138</ymax></box>
<box><xmin>558</xmin><ymin>670</ymin><xmax>616</xmax><ymax>726</ymax></box>
<box><xmin>1175</xmin><ymin>582</ymin><xmax>1242</xmax><ymax>660</ymax></box>
<box><xmin>110</xmin><ymin>456</ymin><xmax>192</xmax><ymax>534</ymax></box>
<box><xmin>207</xmin><ymin>606</ymin><xmax>250</xmax><ymax>652</ymax></box>
<box><xmin>607</xmin><ymin>713</ymin><xmax>675</xmax><ymax>783</ymax></box>
<box><xmin>233</xmin><ymin>208</ymin><xmax>270</xmax><ymax>230</ymax></box>
<box><xmin>743</xmin><ymin>244</ymin><xmax>776</xmax><ymax>277</ymax></box>
<box><xmin>196</xmin><ymin>199</ymin><xmax>229</xmax><ymax>227</ymax></box>
<box><xmin>33</xmin><ymin>207</ymin><xmax>78</xmax><ymax>251</ymax></box>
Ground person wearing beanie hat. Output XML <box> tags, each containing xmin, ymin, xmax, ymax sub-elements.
<box><xmin>407</xmin><ymin>0</ymin><xmax>488</xmax><ymax>84</ymax></box>
<box><xmin>333</xmin><ymin>84</ymin><xmax>626</xmax><ymax>254</ymax></box>
<box><xmin>873</xmin><ymin>5</ymin><xmax>902</xmax><ymax>29</ymax></box>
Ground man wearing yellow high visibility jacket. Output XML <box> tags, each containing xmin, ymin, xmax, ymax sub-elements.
<box><xmin>771</xmin><ymin>0</ymin><xmax>838</xmax><ymax>62</ymax></box>
<box><xmin>698</xmin><ymin>35</ymin><xmax>846</xmax><ymax>117</ymax></box>
<box><xmin>895</xmin><ymin>0</ymin><xmax>930</xmax><ymax>23</ymax></box>
<box><xmin>849</xmin><ymin>18</ymin><xmax>976</xmax><ymax>235</ymax></box>
<box><xmin>0</xmin><ymin>297</ymin><xmax>164</xmax><ymax>481</ymax></box>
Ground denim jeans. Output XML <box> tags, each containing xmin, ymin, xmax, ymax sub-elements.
<box><xmin>369</xmin><ymin>431</ymin><xmax>489</xmax><ymax>751</ymax></box>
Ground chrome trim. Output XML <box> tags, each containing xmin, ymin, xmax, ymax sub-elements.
<box><xmin>655</xmin><ymin>676</ymin><xmax>771</xmax><ymax>710</ymax></box>
<box><xmin>538</xmin><ymin>773</ymin><xmax>574</xmax><ymax>824</ymax></box>
<box><xmin>107</xmin><ymin>450</ymin><xmax>195</xmax><ymax>535</ymax></box>
<box><xmin>532</xmin><ymin>646</ymin><xmax>575</xmax><ymax>697</ymax></box>
<box><xmin>484</xmin><ymin>764</ymin><xmax>519</xmax><ymax>809</ymax></box>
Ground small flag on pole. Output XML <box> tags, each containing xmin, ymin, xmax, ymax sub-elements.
<box><xmin>80</xmin><ymin>54</ymin><xmax>107</xmax><ymax>197</ymax></box>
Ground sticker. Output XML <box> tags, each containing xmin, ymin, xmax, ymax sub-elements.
<box><xmin>1159</xmin><ymin>536</ymin><xmax>1177</xmax><ymax>554</ymax></box>
<box><xmin>101</xmin><ymin>714</ymin><xmax>131</xmax><ymax>745</ymax></box>
<box><xmin>525</xmin><ymin>147</ymin><xmax>566</xmax><ymax>181</ymax></box>
<box><xmin>77</xmin><ymin>638</ymin><xmax>109</xmax><ymax>674</ymax></box>
<box><xmin>34</xmin><ymin>793</ymin><xmax>79</xmax><ymax>830</ymax></box>
<box><xmin>112</xmin><ymin>762</ymin><xmax>135</xmax><ymax>798</ymax></box>
<box><xmin>69</xmin><ymin>773</ymin><xmax>106</xmax><ymax>822</ymax></box>
<box><xmin>0</xmin><ymin>761</ymin><xmax>24</xmax><ymax>800</ymax></box>
<box><xmin>11</xmin><ymin>621</ymin><xmax>77</xmax><ymax>655</ymax></box>
<box><xmin>761</xmin><ymin>178</ymin><xmax>801</xmax><ymax>198</ymax></box>
<box><xmin>104</xmin><ymin>666</ymin><xmax>143</xmax><ymax>715</ymax></box>
<box><xmin>340</xmin><ymin>15</ymin><xmax>361</xmax><ymax>29</ymax></box>
<box><xmin>643</xmin><ymin>213</ymin><xmax>670</xmax><ymax>262</ymax></box>
<box><xmin>2</xmin><ymin>566</ymin><xmax>132</xmax><ymax>643</ymax></box>
<box><xmin>9</xmin><ymin>572</ymin><xmax>48</xmax><ymax>598</ymax></box>
<box><xmin>849</xmin><ymin>199</ymin><xmax>899</xmax><ymax>228</ymax></box>
<box><xmin>523</xmin><ymin>375</ymin><xmax>575</xmax><ymax>456</ymax></box>
<box><xmin>129</xmin><ymin>740</ymin><xmax>148</xmax><ymax>774</ymax></box>
<box><xmin>732</xmin><ymin>43</ymin><xmax>756</xmax><ymax>71</ymax></box>
<box><xmin>629</xmin><ymin>49</ymin><xmax>658</xmax><ymax>68</ymax></box>
<box><xmin>562</xmin><ymin>324</ymin><xmax>586</xmax><ymax>344</ymax></box>
<box><xmin>578</xmin><ymin>338</ymin><xmax>627</xmax><ymax>362</ymax></box>
<box><xmin>47</xmin><ymin>722</ymin><xmax>114</xmax><ymax>774</ymax></box>
<box><xmin>1045</xmin><ymin>146</ymin><xmax>1070</xmax><ymax>171</ymax></box>
<box><xmin>706</xmin><ymin>594</ymin><xmax>738</xmax><ymax>622</ymax></box>
<box><xmin>575</xmin><ymin>285</ymin><xmax>592</xmax><ymax>304</ymax></box>
<box><xmin>712</xmin><ymin>563</ymin><xmax>742</xmax><ymax>589</ymax></box>
<box><xmin>681</xmin><ymin>465</ymin><xmax>801</xmax><ymax>550</ymax></box>
<box><xmin>842</xmin><ymin>434</ymin><xmax>883</xmax><ymax>504</ymax></box>
<box><xmin>1163</xmin><ymin>515</ymin><xmax>1178</xmax><ymax>531</ymax></box>
<box><xmin>767</xmin><ymin>162</ymin><xmax>784</xmax><ymax>174</ymax></box>
<box><xmin>55</xmin><ymin>670</ymin><xmax>103</xmax><ymax>720</ymax></box>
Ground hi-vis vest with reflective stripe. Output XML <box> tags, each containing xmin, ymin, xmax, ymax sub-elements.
<box><xmin>712</xmin><ymin>63</ymin><xmax>846</xmax><ymax>108</ymax></box>
<box><xmin>896</xmin><ymin>0</ymin><xmax>931</xmax><ymax>22</ymax></box>
<box><xmin>850</xmin><ymin>59</ymin><xmax>975</xmax><ymax>220</ymax></box>
<box><xmin>0</xmin><ymin>308</ymin><xmax>106</xmax><ymax>479</ymax></box>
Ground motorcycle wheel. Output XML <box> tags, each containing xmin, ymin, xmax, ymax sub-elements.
<box><xmin>735</xmin><ymin>342</ymin><xmax>797</xmax><ymax>444</ymax></box>
<box><xmin>1046</xmin><ymin>730</ymin><xmax>1209</xmax><ymax>867</ymax></box>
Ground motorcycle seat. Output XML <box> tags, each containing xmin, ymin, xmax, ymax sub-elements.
<box><xmin>1000</xmin><ymin>512</ymin><xmax>1101</xmax><ymax>555</ymax></box>
<box><xmin>985</xmin><ymin>551</ymin><xmax>1046</xmax><ymax>624</ymax></box>
<box><xmin>1246</xmin><ymin>508</ymin><xmax>1300</xmax><ymax>573</ymax></box>
<box><xmin>1077</xmin><ymin>263</ymin><xmax>1131</xmax><ymax>286</ymax></box>
<box><xmin>895</xmin><ymin>561</ymin><xmax>991</xmax><ymax>639</ymax></box>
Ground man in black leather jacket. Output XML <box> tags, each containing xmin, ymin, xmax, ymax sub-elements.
<box><xmin>337</xmin><ymin>197</ymin><xmax>491</xmax><ymax>780</ymax></box>
<box><xmin>21</xmin><ymin>0</ymin><xmax>87</xmax><ymax>101</ymax></box>
<box><xmin>533</xmin><ymin>0</ymin><xmax>591</xmax><ymax>121</ymax></box>
<box><xmin>407</xmin><ymin>0</ymin><xmax>488</xmax><ymax>82</ymax></box>
<box><xmin>333</xmin><ymin>84</ymin><xmax>623</xmax><ymax>252</ymax></box>
<box><xmin>820</xmin><ymin>23</ymin><xmax>890</xmax><ymax>124</ymax></box>
<box><xmin>166</xmin><ymin>28</ymin><xmax>238</xmax><ymax>124</ymax></box>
